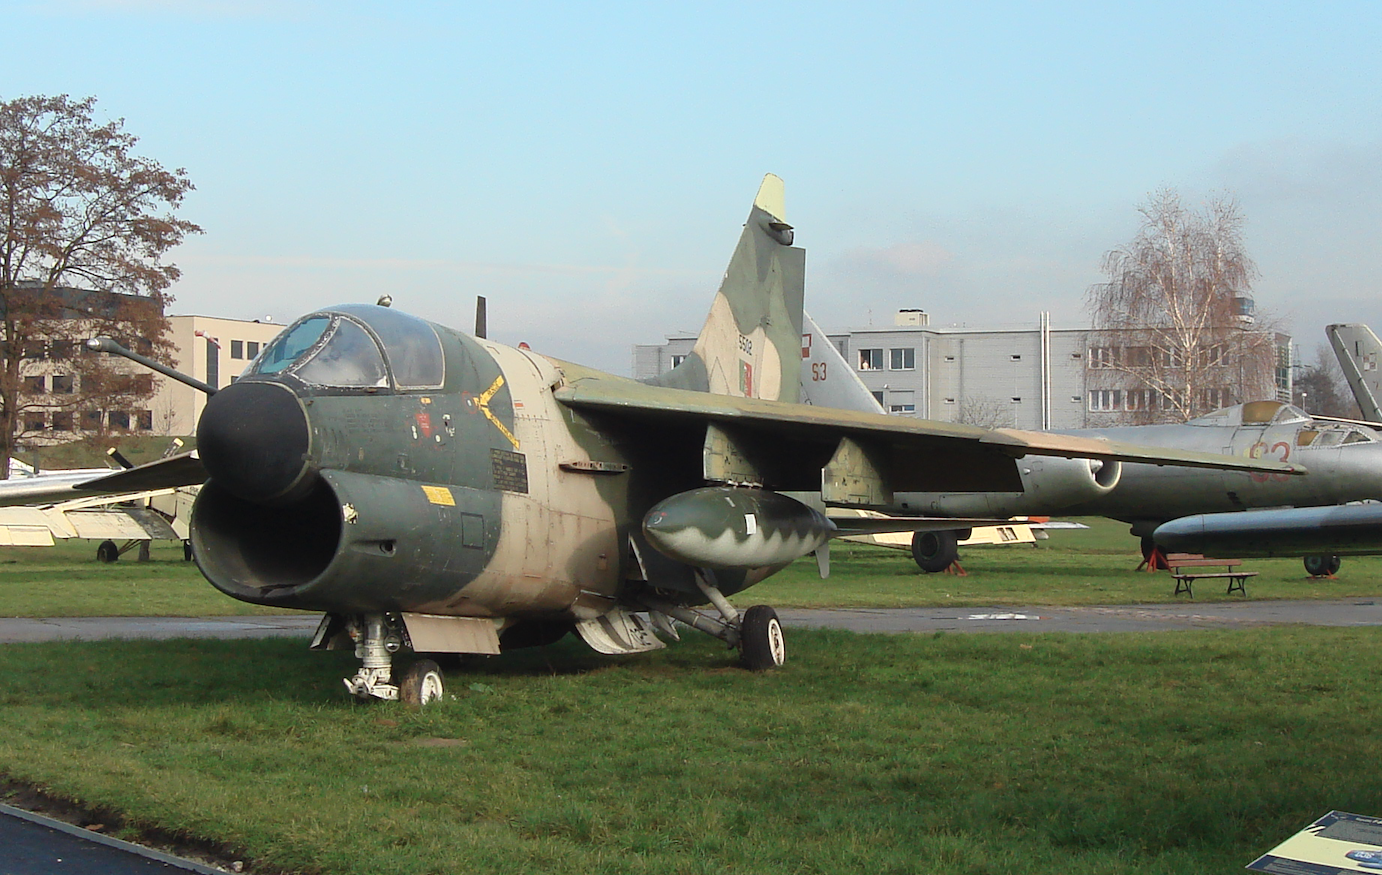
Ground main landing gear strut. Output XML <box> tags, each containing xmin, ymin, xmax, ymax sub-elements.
<box><xmin>340</xmin><ymin>613</ymin><xmax>446</xmax><ymax>706</ymax></box>
<box><xmin>642</xmin><ymin>570</ymin><xmax>786</xmax><ymax>671</ymax></box>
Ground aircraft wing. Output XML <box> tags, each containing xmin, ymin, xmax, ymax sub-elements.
<box><xmin>0</xmin><ymin>452</ymin><xmax>206</xmax><ymax>508</ymax></box>
<box><xmin>553</xmin><ymin>368</ymin><xmax>1304</xmax><ymax>501</ymax></box>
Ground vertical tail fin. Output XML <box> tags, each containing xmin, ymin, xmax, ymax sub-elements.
<box><xmin>1327</xmin><ymin>323</ymin><xmax>1382</xmax><ymax>423</ymax></box>
<box><xmin>649</xmin><ymin>174</ymin><xmax>806</xmax><ymax>402</ymax></box>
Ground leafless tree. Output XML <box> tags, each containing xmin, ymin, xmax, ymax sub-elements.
<box><xmin>0</xmin><ymin>94</ymin><xmax>199</xmax><ymax>473</ymax></box>
<box><xmin>1295</xmin><ymin>343</ymin><xmax>1360</xmax><ymax>419</ymax></box>
<box><xmin>954</xmin><ymin>394</ymin><xmax>1015</xmax><ymax>429</ymax></box>
<box><xmin>1085</xmin><ymin>189</ymin><xmax>1280</xmax><ymax>424</ymax></box>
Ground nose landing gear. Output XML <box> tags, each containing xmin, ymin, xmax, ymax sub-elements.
<box><xmin>340</xmin><ymin>613</ymin><xmax>446</xmax><ymax>705</ymax></box>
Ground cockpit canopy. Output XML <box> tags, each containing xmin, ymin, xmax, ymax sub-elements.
<box><xmin>250</xmin><ymin>305</ymin><xmax>445</xmax><ymax>390</ymax></box>
<box><xmin>1188</xmin><ymin>401</ymin><xmax>1311</xmax><ymax>427</ymax></box>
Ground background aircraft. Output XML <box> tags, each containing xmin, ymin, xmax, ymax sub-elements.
<box><xmin>1148</xmin><ymin>323</ymin><xmax>1382</xmax><ymax>565</ymax></box>
<box><xmin>795</xmin><ymin>316</ymin><xmax>1382</xmax><ymax>572</ymax></box>
<box><xmin>77</xmin><ymin>176</ymin><xmax>1296</xmax><ymax>705</ymax></box>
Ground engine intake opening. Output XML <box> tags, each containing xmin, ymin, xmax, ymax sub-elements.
<box><xmin>192</xmin><ymin>477</ymin><xmax>342</xmax><ymax>603</ymax></box>
<box><xmin>1090</xmin><ymin>458</ymin><xmax>1122</xmax><ymax>490</ymax></box>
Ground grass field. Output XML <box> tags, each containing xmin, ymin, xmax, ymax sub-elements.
<box><xmin>2</xmin><ymin>518</ymin><xmax>1378</xmax><ymax>618</ymax></box>
<box><xmin>1</xmin><ymin>628</ymin><xmax>1380</xmax><ymax>874</ymax></box>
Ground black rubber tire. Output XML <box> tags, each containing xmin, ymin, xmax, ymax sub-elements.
<box><xmin>739</xmin><ymin>605</ymin><xmax>786</xmax><ymax>671</ymax></box>
<box><xmin>96</xmin><ymin>540</ymin><xmax>119</xmax><ymax>563</ymax></box>
<box><xmin>398</xmin><ymin>659</ymin><xmax>445</xmax><ymax>707</ymax></box>
<box><xmin>911</xmin><ymin>530</ymin><xmax>959</xmax><ymax>573</ymax></box>
<box><xmin>1304</xmin><ymin>554</ymin><xmax>1342</xmax><ymax>576</ymax></box>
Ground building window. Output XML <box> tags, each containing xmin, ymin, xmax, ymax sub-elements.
<box><xmin>889</xmin><ymin>404</ymin><xmax>916</xmax><ymax>415</ymax></box>
<box><xmin>858</xmin><ymin>349</ymin><xmax>883</xmax><ymax>370</ymax></box>
<box><xmin>1070</xmin><ymin>352</ymin><xmax>1082</xmax><ymax>360</ymax></box>
<box><xmin>109</xmin><ymin>410</ymin><xmax>130</xmax><ymax>430</ymax></box>
<box><xmin>24</xmin><ymin>413</ymin><xmax>46</xmax><ymax>431</ymax></box>
<box><xmin>231</xmin><ymin>340</ymin><xmax>244</xmax><ymax>359</ymax></box>
<box><xmin>944</xmin><ymin>397</ymin><xmax>956</xmax><ymax>404</ymax></box>
<box><xmin>1071</xmin><ymin>395</ymin><xmax>1080</xmax><ymax>403</ymax></box>
<box><xmin>49</xmin><ymin>340</ymin><xmax>73</xmax><ymax>359</ymax></box>
<box><xmin>889</xmin><ymin>348</ymin><xmax>915</xmax><ymax>370</ymax></box>
<box><xmin>23</xmin><ymin>376</ymin><xmax>45</xmax><ymax>394</ymax></box>
<box><xmin>81</xmin><ymin>410</ymin><xmax>102</xmax><ymax>430</ymax></box>
<box><xmin>870</xmin><ymin>391</ymin><xmax>885</xmax><ymax>405</ymax></box>
<box><xmin>670</xmin><ymin>354</ymin><xmax>687</xmax><ymax>368</ymax></box>
<box><xmin>21</xmin><ymin>341</ymin><xmax>46</xmax><ymax>360</ymax></box>
<box><xmin>247</xmin><ymin>341</ymin><xmax>261</xmax><ymax>358</ymax></box>
<box><xmin>1127</xmin><ymin>389</ymin><xmax>1158</xmax><ymax>411</ymax></box>
<box><xmin>1010</xmin><ymin>354</ymin><xmax>1022</xmax><ymax>361</ymax></box>
<box><xmin>51</xmin><ymin>411</ymin><xmax>72</xmax><ymax>431</ymax></box>
<box><xmin>944</xmin><ymin>355</ymin><xmax>956</xmax><ymax>362</ymax></box>
<box><xmin>1088</xmin><ymin>389</ymin><xmax>1123</xmax><ymax>411</ymax></box>
<box><xmin>1088</xmin><ymin>347</ymin><xmax>1118</xmax><ymax>369</ymax></box>
<box><xmin>1011</xmin><ymin>397</ymin><xmax>1022</xmax><ymax>403</ymax></box>
<box><xmin>51</xmin><ymin>374</ymin><xmax>73</xmax><ymax>394</ymax></box>
<box><xmin>136</xmin><ymin>409</ymin><xmax>153</xmax><ymax>431</ymax></box>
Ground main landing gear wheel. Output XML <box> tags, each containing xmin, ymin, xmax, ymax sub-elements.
<box><xmin>96</xmin><ymin>540</ymin><xmax>119</xmax><ymax>563</ymax></box>
<box><xmin>1304</xmin><ymin>554</ymin><xmax>1342</xmax><ymax>577</ymax></box>
<box><xmin>911</xmin><ymin>530</ymin><xmax>959</xmax><ymax>573</ymax></box>
<box><xmin>399</xmin><ymin>659</ymin><xmax>445</xmax><ymax>707</ymax></box>
<box><xmin>739</xmin><ymin>605</ymin><xmax>786</xmax><ymax>671</ymax></box>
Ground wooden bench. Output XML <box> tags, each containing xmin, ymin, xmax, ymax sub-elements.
<box><xmin>1166</xmin><ymin>553</ymin><xmax>1257</xmax><ymax>597</ymax></box>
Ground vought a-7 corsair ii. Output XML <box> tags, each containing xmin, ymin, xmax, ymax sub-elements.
<box><xmin>80</xmin><ymin>176</ymin><xmax>1300</xmax><ymax>704</ymax></box>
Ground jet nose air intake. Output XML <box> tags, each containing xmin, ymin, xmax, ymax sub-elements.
<box><xmin>198</xmin><ymin>380</ymin><xmax>312</xmax><ymax>504</ymax></box>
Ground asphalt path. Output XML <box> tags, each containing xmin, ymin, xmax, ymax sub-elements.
<box><xmin>2</xmin><ymin>599</ymin><xmax>1382</xmax><ymax>643</ymax></box>
<box><xmin>0</xmin><ymin>803</ymin><xmax>221</xmax><ymax>874</ymax></box>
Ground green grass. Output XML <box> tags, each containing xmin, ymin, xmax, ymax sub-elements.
<box><xmin>760</xmin><ymin>516</ymin><xmax>1382</xmax><ymax>606</ymax></box>
<box><xmin>0</xmin><ymin>541</ymin><xmax>283</xmax><ymax>617</ymax></box>
<box><xmin>1</xmin><ymin>628</ymin><xmax>1379</xmax><ymax>874</ymax></box>
<box><xmin>3</xmin><ymin>518</ymin><xmax>1380</xmax><ymax>618</ymax></box>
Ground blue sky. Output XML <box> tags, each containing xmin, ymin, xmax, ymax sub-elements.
<box><xmin>7</xmin><ymin>1</ymin><xmax>1382</xmax><ymax>373</ymax></box>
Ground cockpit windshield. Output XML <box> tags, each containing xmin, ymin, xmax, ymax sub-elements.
<box><xmin>248</xmin><ymin>306</ymin><xmax>446</xmax><ymax>390</ymax></box>
<box><xmin>256</xmin><ymin>316</ymin><xmax>331</xmax><ymax>375</ymax></box>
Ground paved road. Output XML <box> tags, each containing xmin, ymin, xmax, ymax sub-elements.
<box><xmin>0</xmin><ymin>804</ymin><xmax>219</xmax><ymax>874</ymax></box>
<box><xmin>1</xmin><ymin>599</ymin><xmax>1381</xmax><ymax>643</ymax></box>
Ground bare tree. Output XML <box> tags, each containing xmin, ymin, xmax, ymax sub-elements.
<box><xmin>1295</xmin><ymin>343</ymin><xmax>1360</xmax><ymax>419</ymax></box>
<box><xmin>954</xmin><ymin>394</ymin><xmax>1015</xmax><ymax>429</ymax></box>
<box><xmin>1085</xmin><ymin>189</ymin><xmax>1280</xmax><ymax>424</ymax></box>
<box><xmin>0</xmin><ymin>94</ymin><xmax>199</xmax><ymax>473</ymax></box>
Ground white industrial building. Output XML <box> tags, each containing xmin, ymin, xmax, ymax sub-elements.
<box><xmin>634</xmin><ymin>309</ymin><xmax>1293</xmax><ymax>429</ymax></box>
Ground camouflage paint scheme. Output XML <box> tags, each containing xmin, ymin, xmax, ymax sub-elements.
<box><xmin>84</xmin><ymin>176</ymin><xmax>1302</xmax><ymax>674</ymax></box>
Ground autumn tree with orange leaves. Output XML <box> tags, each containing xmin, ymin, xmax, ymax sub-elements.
<box><xmin>0</xmin><ymin>94</ymin><xmax>200</xmax><ymax>475</ymax></box>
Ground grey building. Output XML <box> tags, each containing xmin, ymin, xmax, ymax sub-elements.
<box><xmin>633</xmin><ymin>309</ymin><xmax>1292</xmax><ymax>429</ymax></box>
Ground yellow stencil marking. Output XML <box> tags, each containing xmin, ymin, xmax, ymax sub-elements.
<box><xmin>421</xmin><ymin>485</ymin><xmax>455</xmax><ymax>506</ymax></box>
<box><xmin>476</xmin><ymin>374</ymin><xmax>521</xmax><ymax>450</ymax></box>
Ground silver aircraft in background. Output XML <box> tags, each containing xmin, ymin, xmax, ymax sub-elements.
<box><xmin>799</xmin><ymin>330</ymin><xmax>1382</xmax><ymax>573</ymax></box>
<box><xmin>1155</xmin><ymin>323</ymin><xmax>1382</xmax><ymax>564</ymax></box>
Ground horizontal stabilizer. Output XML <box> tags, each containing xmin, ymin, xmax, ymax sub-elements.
<box><xmin>827</xmin><ymin>516</ymin><xmax>1014</xmax><ymax>536</ymax></box>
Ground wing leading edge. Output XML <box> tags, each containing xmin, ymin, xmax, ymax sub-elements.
<box><xmin>554</xmin><ymin>367</ymin><xmax>1304</xmax><ymax>505</ymax></box>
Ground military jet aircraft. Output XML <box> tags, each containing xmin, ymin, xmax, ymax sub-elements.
<box><xmin>880</xmin><ymin>400</ymin><xmax>1382</xmax><ymax>572</ymax></box>
<box><xmin>1145</xmin><ymin>324</ymin><xmax>1382</xmax><ymax>565</ymax></box>
<box><xmin>74</xmin><ymin>175</ymin><xmax>1298</xmax><ymax>704</ymax></box>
